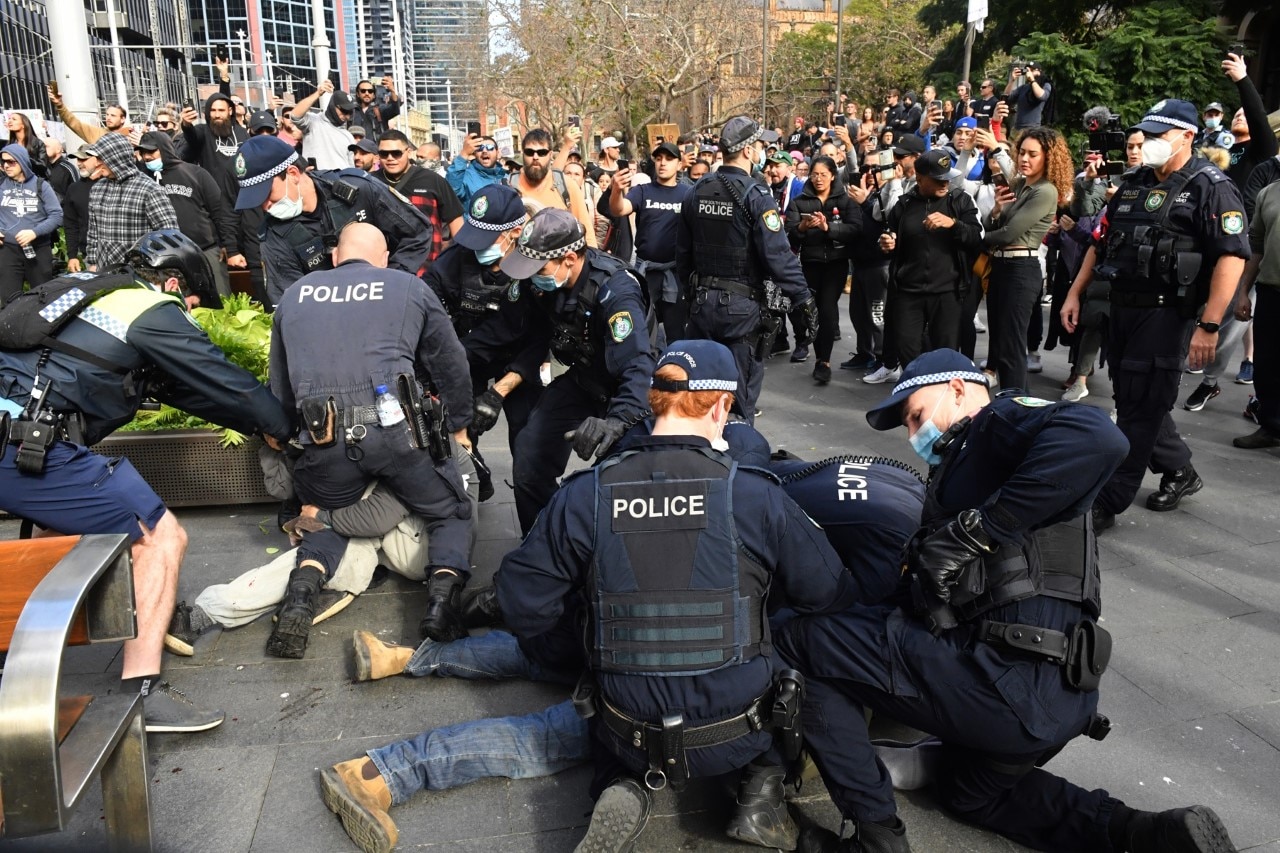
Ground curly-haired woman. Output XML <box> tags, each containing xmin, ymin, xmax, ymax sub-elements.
<box><xmin>982</xmin><ymin>126</ymin><xmax>1073</xmax><ymax>390</ymax></box>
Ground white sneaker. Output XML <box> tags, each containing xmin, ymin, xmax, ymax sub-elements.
<box><xmin>863</xmin><ymin>365</ymin><xmax>902</xmax><ymax>385</ymax></box>
<box><xmin>973</xmin><ymin>313</ymin><xmax>986</xmax><ymax>333</ymax></box>
<box><xmin>1062</xmin><ymin>379</ymin><xmax>1089</xmax><ymax>402</ymax></box>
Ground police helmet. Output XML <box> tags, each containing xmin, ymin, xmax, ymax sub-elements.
<box><xmin>125</xmin><ymin>229</ymin><xmax>222</xmax><ymax>309</ymax></box>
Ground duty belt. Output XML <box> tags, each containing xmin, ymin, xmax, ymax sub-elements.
<box><xmin>1108</xmin><ymin>290</ymin><xmax>1175</xmax><ymax>309</ymax></box>
<box><xmin>342</xmin><ymin>404</ymin><xmax>381</xmax><ymax>429</ymax></box>
<box><xmin>977</xmin><ymin>619</ymin><xmax>1069</xmax><ymax>663</ymax></box>
<box><xmin>698</xmin><ymin>277</ymin><xmax>763</xmax><ymax>302</ymax></box>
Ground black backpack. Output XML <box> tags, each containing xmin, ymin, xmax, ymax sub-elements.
<box><xmin>0</xmin><ymin>271</ymin><xmax>140</xmax><ymax>372</ymax></box>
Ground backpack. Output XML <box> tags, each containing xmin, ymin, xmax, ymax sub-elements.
<box><xmin>0</xmin><ymin>271</ymin><xmax>140</xmax><ymax>372</ymax></box>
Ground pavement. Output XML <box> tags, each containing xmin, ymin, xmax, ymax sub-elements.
<box><xmin>5</xmin><ymin>301</ymin><xmax>1280</xmax><ymax>852</ymax></box>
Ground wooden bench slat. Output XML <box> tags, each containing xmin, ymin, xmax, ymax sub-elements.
<box><xmin>57</xmin><ymin>696</ymin><xmax>94</xmax><ymax>745</ymax></box>
<box><xmin>0</xmin><ymin>537</ymin><xmax>91</xmax><ymax>652</ymax></box>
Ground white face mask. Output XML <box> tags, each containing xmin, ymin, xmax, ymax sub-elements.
<box><xmin>1140</xmin><ymin>135</ymin><xmax>1177</xmax><ymax>169</ymax></box>
<box><xmin>267</xmin><ymin>174</ymin><xmax>303</xmax><ymax>220</ymax></box>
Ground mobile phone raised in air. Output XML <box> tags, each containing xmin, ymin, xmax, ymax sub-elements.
<box><xmin>569</xmin><ymin>114</ymin><xmax>581</xmax><ymax>128</ymax></box>
<box><xmin>617</xmin><ymin>159</ymin><xmax>631</xmax><ymax>171</ymax></box>
<box><xmin>976</xmin><ymin>115</ymin><xmax>991</xmax><ymax>131</ymax></box>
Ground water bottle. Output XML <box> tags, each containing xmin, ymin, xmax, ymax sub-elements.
<box><xmin>374</xmin><ymin>384</ymin><xmax>405</xmax><ymax>427</ymax></box>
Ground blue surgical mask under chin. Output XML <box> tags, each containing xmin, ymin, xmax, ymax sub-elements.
<box><xmin>475</xmin><ymin>244</ymin><xmax>504</xmax><ymax>265</ymax></box>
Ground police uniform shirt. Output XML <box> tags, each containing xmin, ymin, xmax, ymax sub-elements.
<box><xmin>626</xmin><ymin>181</ymin><xmax>692</xmax><ymax>264</ymax></box>
<box><xmin>1092</xmin><ymin>157</ymin><xmax>1252</xmax><ymax>285</ymax></box>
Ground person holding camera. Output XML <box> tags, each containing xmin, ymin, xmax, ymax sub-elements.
<box><xmin>1006</xmin><ymin>61</ymin><xmax>1052</xmax><ymax>131</ymax></box>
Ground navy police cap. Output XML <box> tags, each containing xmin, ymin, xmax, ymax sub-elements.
<box><xmin>653</xmin><ymin>340</ymin><xmax>739</xmax><ymax>393</ymax></box>
<box><xmin>234</xmin><ymin>135</ymin><xmax>299</xmax><ymax>210</ymax></box>
<box><xmin>866</xmin><ymin>348</ymin><xmax>989</xmax><ymax>431</ymax></box>
<box><xmin>454</xmin><ymin>184</ymin><xmax>528</xmax><ymax>251</ymax></box>
<box><xmin>1131</xmin><ymin>99</ymin><xmax>1199</xmax><ymax>136</ymax></box>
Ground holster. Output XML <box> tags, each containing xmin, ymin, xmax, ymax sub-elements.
<box><xmin>652</xmin><ymin>713</ymin><xmax>689</xmax><ymax>791</ymax></box>
<box><xmin>754</xmin><ymin>311</ymin><xmax>783</xmax><ymax>360</ymax></box>
<box><xmin>1174</xmin><ymin>251</ymin><xmax>1205</xmax><ymax>319</ymax></box>
<box><xmin>910</xmin><ymin>577</ymin><xmax>959</xmax><ymax>634</ymax></box>
<box><xmin>771</xmin><ymin>669</ymin><xmax>805</xmax><ymax>765</ymax></box>
<box><xmin>426</xmin><ymin>396</ymin><xmax>450</xmax><ymax>463</ymax></box>
<box><xmin>397</xmin><ymin>374</ymin><xmax>431</xmax><ymax>451</ymax></box>
<box><xmin>1065</xmin><ymin>619</ymin><xmax>1112</xmax><ymax>691</ymax></box>
<box><xmin>571</xmin><ymin>670</ymin><xmax>597</xmax><ymax>720</ymax></box>
<box><xmin>301</xmin><ymin>396</ymin><xmax>337</xmax><ymax>447</ymax></box>
<box><xmin>12</xmin><ymin>417</ymin><xmax>58</xmax><ymax>475</ymax></box>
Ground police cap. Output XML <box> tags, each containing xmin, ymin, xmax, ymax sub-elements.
<box><xmin>866</xmin><ymin>348</ymin><xmax>989</xmax><ymax>431</ymax></box>
<box><xmin>720</xmin><ymin>116</ymin><xmax>763</xmax><ymax>153</ymax></box>
<box><xmin>234</xmin><ymin>135</ymin><xmax>300</xmax><ymax>210</ymax></box>
<box><xmin>653</xmin><ymin>340</ymin><xmax>739</xmax><ymax>393</ymax></box>
<box><xmin>454</xmin><ymin>184</ymin><xmax>528</xmax><ymax>250</ymax></box>
<box><xmin>1131</xmin><ymin>99</ymin><xmax>1199</xmax><ymax>135</ymax></box>
<box><xmin>500</xmin><ymin>208</ymin><xmax>586</xmax><ymax>279</ymax></box>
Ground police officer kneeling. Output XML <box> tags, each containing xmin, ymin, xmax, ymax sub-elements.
<box><xmin>0</xmin><ymin>230</ymin><xmax>292</xmax><ymax>732</ymax></box>
<box><xmin>495</xmin><ymin>340</ymin><xmax>858</xmax><ymax>852</ymax></box>
<box><xmin>776</xmin><ymin>349</ymin><xmax>1238</xmax><ymax>853</ymax></box>
<box><xmin>269</xmin><ymin>222</ymin><xmax>475</xmax><ymax>654</ymax></box>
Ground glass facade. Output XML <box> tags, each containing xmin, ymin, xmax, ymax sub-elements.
<box><xmin>412</xmin><ymin>0</ymin><xmax>483</xmax><ymax>129</ymax></box>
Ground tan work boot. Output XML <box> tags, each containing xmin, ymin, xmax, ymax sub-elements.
<box><xmin>320</xmin><ymin>758</ymin><xmax>397</xmax><ymax>853</ymax></box>
<box><xmin>352</xmin><ymin>630</ymin><xmax>414</xmax><ymax>682</ymax></box>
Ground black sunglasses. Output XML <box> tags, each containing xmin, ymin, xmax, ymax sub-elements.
<box><xmin>477</xmin><ymin>143</ymin><xmax>497</xmax><ymax>152</ymax></box>
<box><xmin>378</xmin><ymin>149</ymin><xmax>407</xmax><ymax>159</ymax></box>
<box><xmin>357</xmin><ymin>87</ymin><xmax>375</xmax><ymax>93</ymax></box>
<box><xmin>523</xmin><ymin>147</ymin><xmax>550</xmax><ymax>157</ymax></box>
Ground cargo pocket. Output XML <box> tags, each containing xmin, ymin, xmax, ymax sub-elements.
<box><xmin>1115</xmin><ymin>357</ymin><xmax>1155</xmax><ymax>407</ymax></box>
<box><xmin>992</xmin><ymin>664</ymin><xmax>1059</xmax><ymax>742</ymax></box>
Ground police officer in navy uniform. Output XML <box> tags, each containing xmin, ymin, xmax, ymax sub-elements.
<box><xmin>425</xmin><ymin>184</ymin><xmax>541</xmax><ymax>502</ymax></box>
<box><xmin>0</xmin><ymin>230</ymin><xmax>292</xmax><ymax>733</ymax></box>
<box><xmin>495</xmin><ymin>340</ymin><xmax>858</xmax><ymax>852</ymax></box>
<box><xmin>233</xmin><ymin>134</ymin><xmax>435</xmax><ymax>307</ymax></box>
<box><xmin>269</xmin><ymin>223</ymin><xmax>474</xmax><ymax>655</ymax></box>
<box><xmin>676</xmin><ymin>115</ymin><xmax>818</xmax><ymax>422</ymax></box>
<box><xmin>499</xmin><ymin>207</ymin><xmax>656</xmax><ymax>535</ymax></box>
<box><xmin>1061</xmin><ymin>100</ymin><xmax>1251</xmax><ymax>531</ymax></box>
<box><xmin>776</xmin><ymin>349</ymin><xmax>1239</xmax><ymax>853</ymax></box>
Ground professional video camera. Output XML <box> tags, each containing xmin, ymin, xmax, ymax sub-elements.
<box><xmin>1081</xmin><ymin>106</ymin><xmax>1127</xmax><ymax>174</ymax></box>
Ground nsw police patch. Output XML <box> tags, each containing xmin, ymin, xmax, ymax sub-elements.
<box><xmin>763</xmin><ymin>210</ymin><xmax>782</xmax><ymax>232</ymax></box>
<box><xmin>234</xmin><ymin>153</ymin><xmax>247</xmax><ymax>178</ymax></box>
<box><xmin>1222</xmin><ymin>210</ymin><xmax>1244</xmax><ymax>235</ymax></box>
<box><xmin>608</xmin><ymin>311</ymin><xmax>634</xmax><ymax>342</ymax></box>
<box><xmin>508</xmin><ymin>281</ymin><xmax>520</xmax><ymax>301</ymax></box>
<box><xmin>1144</xmin><ymin>190</ymin><xmax>1167</xmax><ymax>212</ymax></box>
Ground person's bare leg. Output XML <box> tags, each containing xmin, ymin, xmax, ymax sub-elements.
<box><xmin>122</xmin><ymin>510</ymin><xmax>186</xmax><ymax>678</ymax></box>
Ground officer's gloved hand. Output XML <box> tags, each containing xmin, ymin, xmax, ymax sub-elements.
<box><xmin>566</xmin><ymin>416</ymin><xmax>628</xmax><ymax>461</ymax></box>
<box><xmin>912</xmin><ymin>512</ymin><xmax>994</xmax><ymax>603</ymax></box>
<box><xmin>471</xmin><ymin>388</ymin><xmax>505</xmax><ymax>436</ymax></box>
<box><xmin>793</xmin><ymin>299</ymin><xmax>820</xmax><ymax>348</ymax></box>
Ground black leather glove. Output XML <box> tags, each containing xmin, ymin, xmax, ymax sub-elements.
<box><xmin>793</xmin><ymin>299</ymin><xmax>819</xmax><ymax>347</ymax></box>
<box><xmin>471</xmin><ymin>387</ymin><xmax>505</xmax><ymax>436</ymax></box>
<box><xmin>565</xmin><ymin>416</ymin><xmax>628</xmax><ymax>461</ymax></box>
<box><xmin>911</xmin><ymin>510</ymin><xmax>993</xmax><ymax>603</ymax></box>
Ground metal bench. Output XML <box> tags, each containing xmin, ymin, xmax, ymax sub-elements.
<box><xmin>0</xmin><ymin>534</ymin><xmax>152</xmax><ymax>851</ymax></box>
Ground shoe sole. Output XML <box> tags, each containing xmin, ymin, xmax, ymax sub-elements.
<box><xmin>1178</xmin><ymin>805</ymin><xmax>1236</xmax><ymax>853</ymax></box>
<box><xmin>1184</xmin><ymin>396</ymin><xmax>1219</xmax><ymax>412</ymax></box>
<box><xmin>1236</xmin><ymin>378</ymin><xmax>1254</xmax><ymax>385</ymax></box>
<box><xmin>320</xmin><ymin>767</ymin><xmax>395</xmax><ymax>853</ymax></box>
<box><xmin>575</xmin><ymin>786</ymin><xmax>650</xmax><ymax>853</ymax></box>
<box><xmin>163</xmin><ymin>633</ymin><xmax>195</xmax><ymax>657</ymax></box>
<box><xmin>1147</xmin><ymin>476</ymin><xmax>1203</xmax><ymax>512</ymax></box>
<box><xmin>145</xmin><ymin>715</ymin><xmax>225</xmax><ymax>734</ymax></box>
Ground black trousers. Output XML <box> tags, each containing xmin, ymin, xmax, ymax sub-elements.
<box><xmin>1252</xmin><ymin>285</ymin><xmax>1280</xmax><ymax>434</ymax></box>
<box><xmin>986</xmin><ymin>257</ymin><xmax>1041</xmax><ymax>390</ymax></box>
<box><xmin>848</xmin><ymin>261</ymin><xmax>888</xmax><ymax>361</ymax></box>
<box><xmin>891</xmin><ymin>289</ymin><xmax>964</xmax><ymax>368</ymax></box>
<box><xmin>0</xmin><ymin>241</ymin><xmax>53</xmax><ymax>304</ymax></box>
<box><xmin>1095</xmin><ymin>304</ymin><xmax>1194</xmax><ymax>515</ymax></box>
<box><xmin>957</xmin><ymin>272</ymin><xmax>985</xmax><ymax>360</ymax></box>
<box><xmin>803</xmin><ymin>258</ymin><xmax>849</xmax><ymax>363</ymax></box>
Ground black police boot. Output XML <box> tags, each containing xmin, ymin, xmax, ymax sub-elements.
<box><xmin>470</xmin><ymin>444</ymin><xmax>495</xmax><ymax>502</ymax></box>
<box><xmin>419</xmin><ymin>569</ymin><xmax>466</xmax><ymax>641</ymax></box>
<box><xmin>724</xmin><ymin>763</ymin><xmax>798</xmax><ymax>849</ymax></box>
<box><xmin>461</xmin><ymin>586</ymin><xmax>502</xmax><ymax>629</ymax></box>
<box><xmin>1091</xmin><ymin>505</ymin><xmax>1116</xmax><ymax>533</ymax></box>
<box><xmin>797</xmin><ymin>817</ymin><xmax>912</xmax><ymax>853</ymax></box>
<box><xmin>574</xmin><ymin>778</ymin><xmax>651</xmax><ymax>853</ymax></box>
<box><xmin>1123</xmin><ymin>804</ymin><xmax>1236</xmax><ymax>853</ymax></box>
<box><xmin>266</xmin><ymin>565</ymin><xmax>324</xmax><ymax>659</ymax></box>
<box><xmin>1145</xmin><ymin>465</ymin><xmax>1203</xmax><ymax>512</ymax></box>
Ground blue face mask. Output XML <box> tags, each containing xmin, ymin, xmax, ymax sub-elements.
<box><xmin>475</xmin><ymin>243</ymin><xmax>504</xmax><ymax>266</ymax></box>
<box><xmin>907</xmin><ymin>392</ymin><xmax>949</xmax><ymax>466</ymax></box>
<box><xmin>145</xmin><ymin>158</ymin><xmax>164</xmax><ymax>172</ymax></box>
<box><xmin>531</xmin><ymin>260</ymin><xmax>566</xmax><ymax>292</ymax></box>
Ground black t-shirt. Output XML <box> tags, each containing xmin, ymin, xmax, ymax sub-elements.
<box><xmin>971</xmin><ymin>96</ymin><xmax>998</xmax><ymax>120</ymax></box>
<box><xmin>627</xmin><ymin>181</ymin><xmax>692</xmax><ymax>263</ymax></box>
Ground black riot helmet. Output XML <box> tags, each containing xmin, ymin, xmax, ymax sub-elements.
<box><xmin>124</xmin><ymin>229</ymin><xmax>222</xmax><ymax>309</ymax></box>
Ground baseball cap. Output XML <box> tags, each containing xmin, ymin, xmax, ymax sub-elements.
<box><xmin>652</xmin><ymin>340</ymin><xmax>739</xmax><ymax>393</ymax></box>
<box><xmin>330</xmin><ymin>90</ymin><xmax>357</xmax><ymax>113</ymax></box>
<box><xmin>454</xmin><ymin>184</ymin><xmax>528</xmax><ymax>251</ymax></box>
<box><xmin>348</xmin><ymin>138</ymin><xmax>378</xmax><ymax>155</ymax></box>
<box><xmin>915</xmin><ymin>149</ymin><xmax>961</xmax><ymax>182</ymax></box>
<box><xmin>954</xmin><ymin>116</ymin><xmax>978</xmax><ymax>130</ymax></box>
<box><xmin>866</xmin><ymin>349</ymin><xmax>989</xmax><ymax>431</ymax></box>
<box><xmin>600</xmin><ymin>136</ymin><xmax>621</xmax><ymax>150</ymax></box>
<box><xmin>249</xmin><ymin>109</ymin><xmax>278</xmax><ymax>132</ymax></box>
<box><xmin>893</xmin><ymin>135</ymin><xmax>926</xmax><ymax>157</ymax></box>
<box><xmin>1131</xmin><ymin>99</ymin><xmax>1199</xmax><ymax>135</ymax></box>
<box><xmin>134</xmin><ymin>132</ymin><xmax>161</xmax><ymax>152</ymax></box>
<box><xmin>651</xmin><ymin>141</ymin><xmax>680</xmax><ymax>159</ymax></box>
<box><xmin>70</xmin><ymin>143</ymin><xmax>97</xmax><ymax>160</ymax></box>
<box><xmin>500</xmin><ymin>208</ymin><xmax>586</xmax><ymax>280</ymax></box>
<box><xmin>766</xmin><ymin>151</ymin><xmax>794</xmax><ymax>166</ymax></box>
<box><xmin>234</xmin><ymin>134</ymin><xmax>300</xmax><ymax>210</ymax></box>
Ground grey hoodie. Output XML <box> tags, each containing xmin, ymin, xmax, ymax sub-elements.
<box><xmin>0</xmin><ymin>143</ymin><xmax>62</xmax><ymax>244</ymax></box>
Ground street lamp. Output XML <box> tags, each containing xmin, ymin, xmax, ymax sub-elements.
<box><xmin>446</xmin><ymin>78</ymin><xmax>455</xmax><ymax>157</ymax></box>
<box><xmin>237</xmin><ymin>29</ymin><xmax>249</xmax><ymax>106</ymax></box>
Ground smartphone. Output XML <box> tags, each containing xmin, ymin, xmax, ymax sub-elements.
<box><xmin>617</xmin><ymin>158</ymin><xmax>630</xmax><ymax>171</ymax></box>
<box><xmin>991</xmin><ymin>172</ymin><xmax>1009</xmax><ymax>188</ymax></box>
<box><xmin>976</xmin><ymin>115</ymin><xmax>991</xmax><ymax>131</ymax></box>
<box><xmin>569</xmin><ymin>114</ymin><xmax>581</xmax><ymax>128</ymax></box>
<box><xmin>832</xmin><ymin>116</ymin><xmax>846</xmax><ymax>129</ymax></box>
<box><xmin>1229</xmin><ymin>42</ymin><xmax>1245</xmax><ymax>56</ymax></box>
<box><xmin>466</xmin><ymin>120</ymin><xmax>481</xmax><ymax>137</ymax></box>
<box><xmin>931</xmin><ymin>100</ymin><xmax>943</xmax><ymax>112</ymax></box>
<box><xmin>183</xmin><ymin>99</ymin><xmax>195</xmax><ymax>111</ymax></box>
<box><xmin>1100</xmin><ymin>163</ymin><xmax>1126</xmax><ymax>177</ymax></box>
<box><xmin>49</xmin><ymin>80</ymin><xmax>60</xmax><ymax>98</ymax></box>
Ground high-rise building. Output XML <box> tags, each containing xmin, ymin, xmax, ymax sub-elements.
<box><xmin>411</xmin><ymin>0</ymin><xmax>484</xmax><ymax>133</ymax></box>
<box><xmin>342</xmin><ymin>0</ymin><xmax>416</xmax><ymax>105</ymax></box>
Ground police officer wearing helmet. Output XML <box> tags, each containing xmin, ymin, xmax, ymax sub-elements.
<box><xmin>269</xmin><ymin>222</ymin><xmax>474</xmax><ymax>655</ymax></box>
<box><xmin>1061</xmin><ymin>100</ymin><xmax>1251</xmax><ymax>530</ymax></box>
<box><xmin>676</xmin><ymin>115</ymin><xmax>817</xmax><ymax>423</ymax></box>
<box><xmin>425</xmin><ymin>184</ymin><xmax>539</xmax><ymax>502</ymax></box>
<box><xmin>777</xmin><ymin>349</ymin><xmax>1240</xmax><ymax>853</ymax></box>
<box><xmin>495</xmin><ymin>339</ymin><xmax>858</xmax><ymax>852</ymax></box>
<box><xmin>234</xmin><ymin>134</ymin><xmax>436</xmax><ymax>307</ymax></box>
<box><xmin>499</xmin><ymin>207</ymin><xmax>656</xmax><ymax>535</ymax></box>
<box><xmin>0</xmin><ymin>229</ymin><xmax>292</xmax><ymax>733</ymax></box>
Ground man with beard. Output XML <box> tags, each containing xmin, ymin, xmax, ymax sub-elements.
<box><xmin>447</xmin><ymin>133</ymin><xmax>506</xmax><ymax>208</ymax></box>
<box><xmin>374</xmin><ymin>130</ymin><xmax>464</xmax><ymax>264</ymax></box>
<box><xmin>352</xmin><ymin>75</ymin><xmax>402</xmax><ymax>142</ymax></box>
<box><xmin>511</xmin><ymin>128</ymin><xmax>596</xmax><ymax>247</ymax></box>
<box><xmin>48</xmin><ymin>88</ymin><xmax>128</xmax><ymax>145</ymax></box>
<box><xmin>291</xmin><ymin>79</ymin><xmax>358</xmax><ymax>171</ymax></box>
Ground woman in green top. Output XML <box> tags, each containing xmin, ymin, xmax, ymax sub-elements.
<box><xmin>982</xmin><ymin>126</ymin><xmax>1074</xmax><ymax>390</ymax></box>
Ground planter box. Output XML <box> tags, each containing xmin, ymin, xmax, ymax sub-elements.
<box><xmin>91</xmin><ymin>429</ymin><xmax>275</xmax><ymax>508</ymax></box>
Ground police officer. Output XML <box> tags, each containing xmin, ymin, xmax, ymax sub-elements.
<box><xmin>1061</xmin><ymin>100</ymin><xmax>1251</xmax><ymax>530</ymax></box>
<box><xmin>676</xmin><ymin>115</ymin><xmax>817</xmax><ymax>422</ymax></box>
<box><xmin>499</xmin><ymin>207</ymin><xmax>656</xmax><ymax>535</ymax></box>
<box><xmin>494</xmin><ymin>340</ymin><xmax>857</xmax><ymax>851</ymax></box>
<box><xmin>0</xmin><ymin>230</ymin><xmax>292</xmax><ymax>733</ymax></box>
<box><xmin>269</xmin><ymin>223</ymin><xmax>474</xmax><ymax>655</ymax></box>
<box><xmin>425</xmin><ymin>184</ymin><xmax>540</xmax><ymax>502</ymax></box>
<box><xmin>777</xmin><ymin>349</ymin><xmax>1238</xmax><ymax>853</ymax></box>
<box><xmin>233</xmin><ymin>134</ymin><xmax>435</xmax><ymax>307</ymax></box>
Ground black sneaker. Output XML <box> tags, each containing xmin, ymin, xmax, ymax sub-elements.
<box><xmin>164</xmin><ymin>601</ymin><xmax>216</xmax><ymax>657</ymax></box>
<box><xmin>813</xmin><ymin>362</ymin><xmax>831</xmax><ymax>385</ymax></box>
<box><xmin>1233</xmin><ymin>427</ymin><xmax>1280</xmax><ymax>450</ymax></box>
<box><xmin>143</xmin><ymin>681</ymin><xmax>225</xmax><ymax>733</ymax></box>
<box><xmin>1183</xmin><ymin>383</ymin><xmax>1220</xmax><ymax>412</ymax></box>
<box><xmin>575</xmin><ymin>778</ymin><xmax>650</xmax><ymax>853</ymax></box>
<box><xmin>840</xmin><ymin>353</ymin><xmax>876</xmax><ymax>371</ymax></box>
<box><xmin>790</xmin><ymin>345</ymin><xmax>810</xmax><ymax>363</ymax></box>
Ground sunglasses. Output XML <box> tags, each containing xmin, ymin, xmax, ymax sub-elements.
<box><xmin>523</xmin><ymin>147</ymin><xmax>550</xmax><ymax>157</ymax></box>
<box><xmin>477</xmin><ymin>143</ymin><xmax>496</xmax><ymax>152</ymax></box>
<box><xmin>357</xmin><ymin>87</ymin><xmax>375</xmax><ymax>93</ymax></box>
<box><xmin>156</xmin><ymin>121</ymin><xmax>174</xmax><ymax>128</ymax></box>
<box><xmin>378</xmin><ymin>149</ymin><xmax>407</xmax><ymax>159</ymax></box>
<box><xmin>0</xmin><ymin>158</ymin><xmax>17</xmax><ymax>166</ymax></box>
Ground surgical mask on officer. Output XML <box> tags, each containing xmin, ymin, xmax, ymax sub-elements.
<box><xmin>267</xmin><ymin>171</ymin><xmax>304</xmax><ymax>220</ymax></box>
<box><xmin>531</xmin><ymin>257</ymin><xmax>570</xmax><ymax>292</ymax></box>
<box><xmin>906</xmin><ymin>389</ymin><xmax>951</xmax><ymax>466</ymax></box>
<box><xmin>475</xmin><ymin>243</ymin><xmax>505</xmax><ymax>266</ymax></box>
<box><xmin>1140</xmin><ymin>131</ymin><xmax>1187</xmax><ymax>169</ymax></box>
<box><xmin>1204</xmin><ymin>116</ymin><xmax>1221</xmax><ymax>130</ymax></box>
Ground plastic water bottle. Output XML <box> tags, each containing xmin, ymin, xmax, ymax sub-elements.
<box><xmin>374</xmin><ymin>384</ymin><xmax>405</xmax><ymax>427</ymax></box>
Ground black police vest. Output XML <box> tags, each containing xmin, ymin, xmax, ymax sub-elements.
<box><xmin>278</xmin><ymin>170</ymin><xmax>378</xmax><ymax>275</ymax></box>
<box><xmin>921</xmin><ymin>426</ymin><xmax>1101</xmax><ymax>622</ymax></box>
<box><xmin>546</xmin><ymin>252</ymin><xmax>639</xmax><ymax>373</ymax></box>
<box><xmin>691</xmin><ymin>174</ymin><xmax>755</xmax><ymax>284</ymax></box>
<box><xmin>1102</xmin><ymin>162</ymin><xmax>1208</xmax><ymax>295</ymax></box>
<box><xmin>589</xmin><ymin>447</ymin><xmax>769</xmax><ymax>676</ymax></box>
<box><xmin>453</xmin><ymin>254</ymin><xmax>517</xmax><ymax>337</ymax></box>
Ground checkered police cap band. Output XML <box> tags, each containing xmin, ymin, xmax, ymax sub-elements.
<box><xmin>651</xmin><ymin>377</ymin><xmax>738</xmax><ymax>392</ymax></box>
<box><xmin>465</xmin><ymin>211</ymin><xmax>527</xmax><ymax>233</ymax></box>
<box><xmin>519</xmin><ymin>234</ymin><xmax>585</xmax><ymax>261</ymax></box>
<box><xmin>724</xmin><ymin>125</ymin><xmax>763</xmax><ymax>153</ymax></box>
<box><xmin>238</xmin><ymin>151</ymin><xmax>299</xmax><ymax>188</ymax></box>
<box><xmin>1140</xmin><ymin>113</ymin><xmax>1197</xmax><ymax>132</ymax></box>
<box><xmin>891</xmin><ymin>370</ymin><xmax>989</xmax><ymax>397</ymax></box>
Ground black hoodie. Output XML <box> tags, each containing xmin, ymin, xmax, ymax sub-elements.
<box><xmin>142</xmin><ymin>131</ymin><xmax>239</xmax><ymax>254</ymax></box>
<box><xmin>180</xmin><ymin>92</ymin><xmax>248</xmax><ymax>202</ymax></box>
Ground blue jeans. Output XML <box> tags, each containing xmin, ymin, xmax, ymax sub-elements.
<box><xmin>369</xmin><ymin>700</ymin><xmax>590</xmax><ymax>804</ymax></box>
<box><xmin>403</xmin><ymin>630</ymin><xmax>556</xmax><ymax>681</ymax></box>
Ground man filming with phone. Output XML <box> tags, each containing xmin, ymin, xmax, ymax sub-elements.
<box><xmin>352</xmin><ymin>75</ymin><xmax>402</xmax><ymax>142</ymax></box>
<box><xmin>1006</xmin><ymin>61</ymin><xmax>1052</xmax><ymax>131</ymax></box>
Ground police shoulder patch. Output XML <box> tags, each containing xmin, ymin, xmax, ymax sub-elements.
<box><xmin>508</xmin><ymin>280</ymin><xmax>521</xmax><ymax>301</ymax></box>
<box><xmin>1222</xmin><ymin>210</ymin><xmax>1244</xmax><ymax>235</ymax></box>
<box><xmin>1144</xmin><ymin>190</ymin><xmax>1167</xmax><ymax>212</ymax></box>
<box><xmin>608</xmin><ymin>310</ymin><xmax>634</xmax><ymax>342</ymax></box>
<box><xmin>762</xmin><ymin>210</ymin><xmax>782</xmax><ymax>232</ymax></box>
<box><xmin>1013</xmin><ymin>396</ymin><xmax>1052</xmax><ymax>407</ymax></box>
